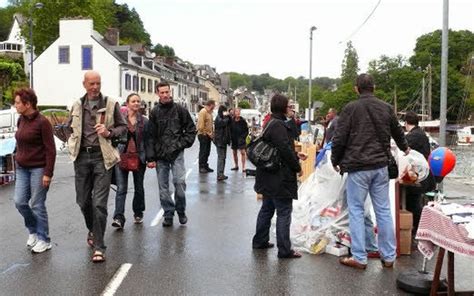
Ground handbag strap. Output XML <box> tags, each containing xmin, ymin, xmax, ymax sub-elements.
<box><xmin>363</xmin><ymin>104</ymin><xmax>391</xmax><ymax>160</ymax></box>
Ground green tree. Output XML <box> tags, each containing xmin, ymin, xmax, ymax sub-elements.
<box><xmin>0</xmin><ymin>6</ymin><xmax>16</xmax><ymax>41</ymax></box>
<box><xmin>238</xmin><ymin>100</ymin><xmax>251</xmax><ymax>109</ymax></box>
<box><xmin>112</xmin><ymin>3</ymin><xmax>151</xmax><ymax>46</ymax></box>
<box><xmin>10</xmin><ymin>0</ymin><xmax>115</xmax><ymax>55</ymax></box>
<box><xmin>340</xmin><ymin>41</ymin><xmax>359</xmax><ymax>85</ymax></box>
<box><xmin>409</xmin><ymin>30</ymin><xmax>474</xmax><ymax>120</ymax></box>
<box><xmin>0</xmin><ymin>56</ymin><xmax>27</xmax><ymax>106</ymax></box>
<box><xmin>152</xmin><ymin>43</ymin><xmax>175</xmax><ymax>57</ymax></box>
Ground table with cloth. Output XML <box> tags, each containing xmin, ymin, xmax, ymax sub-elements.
<box><xmin>416</xmin><ymin>205</ymin><xmax>474</xmax><ymax>295</ymax></box>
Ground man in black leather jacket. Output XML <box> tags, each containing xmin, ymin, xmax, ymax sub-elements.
<box><xmin>332</xmin><ymin>74</ymin><xmax>409</xmax><ymax>270</ymax></box>
<box><xmin>146</xmin><ymin>82</ymin><xmax>196</xmax><ymax>227</ymax></box>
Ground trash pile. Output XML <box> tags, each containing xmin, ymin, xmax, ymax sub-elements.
<box><xmin>291</xmin><ymin>143</ymin><xmax>430</xmax><ymax>255</ymax></box>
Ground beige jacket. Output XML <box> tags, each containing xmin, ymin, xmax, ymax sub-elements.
<box><xmin>197</xmin><ymin>108</ymin><xmax>213</xmax><ymax>137</ymax></box>
<box><xmin>67</xmin><ymin>96</ymin><xmax>120</xmax><ymax>170</ymax></box>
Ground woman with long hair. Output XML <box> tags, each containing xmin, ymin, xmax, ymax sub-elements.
<box><xmin>14</xmin><ymin>87</ymin><xmax>56</xmax><ymax>253</ymax></box>
<box><xmin>252</xmin><ymin>94</ymin><xmax>307</xmax><ymax>259</ymax></box>
<box><xmin>112</xmin><ymin>93</ymin><xmax>149</xmax><ymax>229</ymax></box>
<box><xmin>230</xmin><ymin>108</ymin><xmax>248</xmax><ymax>173</ymax></box>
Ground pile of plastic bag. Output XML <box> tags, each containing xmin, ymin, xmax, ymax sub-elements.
<box><xmin>291</xmin><ymin>142</ymin><xmax>430</xmax><ymax>255</ymax></box>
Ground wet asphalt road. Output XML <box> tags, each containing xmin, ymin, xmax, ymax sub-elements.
<box><xmin>1</xmin><ymin>142</ymin><xmax>473</xmax><ymax>296</ymax></box>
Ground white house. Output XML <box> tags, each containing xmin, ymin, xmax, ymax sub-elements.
<box><xmin>33</xmin><ymin>18</ymin><xmax>169</xmax><ymax>109</ymax></box>
<box><xmin>0</xmin><ymin>14</ymin><xmax>29</xmax><ymax>72</ymax></box>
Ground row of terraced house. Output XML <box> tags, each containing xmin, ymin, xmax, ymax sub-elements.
<box><xmin>1</xmin><ymin>15</ymin><xmax>233</xmax><ymax>112</ymax></box>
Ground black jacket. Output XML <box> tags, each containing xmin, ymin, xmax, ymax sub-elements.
<box><xmin>331</xmin><ymin>93</ymin><xmax>408</xmax><ymax>173</ymax></box>
<box><xmin>214</xmin><ymin>114</ymin><xmax>231</xmax><ymax>147</ymax></box>
<box><xmin>405</xmin><ymin>125</ymin><xmax>436</xmax><ymax>193</ymax></box>
<box><xmin>254</xmin><ymin>114</ymin><xmax>302</xmax><ymax>200</ymax></box>
<box><xmin>286</xmin><ymin>117</ymin><xmax>301</xmax><ymax>142</ymax></box>
<box><xmin>119</xmin><ymin>113</ymin><xmax>149</xmax><ymax>164</ymax></box>
<box><xmin>146</xmin><ymin>101</ymin><xmax>196</xmax><ymax>162</ymax></box>
<box><xmin>231</xmin><ymin>118</ymin><xmax>248</xmax><ymax>147</ymax></box>
<box><xmin>406</xmin><ymin>126</ymin><xmax>430</xmax><ymax>159</ymax></box>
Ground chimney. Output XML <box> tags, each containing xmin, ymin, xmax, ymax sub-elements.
<box><xmin>104</xmin><ymin>28</ymin><xmax>119</xmax><ymax>46</ymax></box>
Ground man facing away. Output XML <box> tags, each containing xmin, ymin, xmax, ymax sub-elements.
<box><xmin>197</xmin><ymin>100</ymin><xmax>216</xmax><ymax>173</ymax></box>
<box><xmin>68</xmin><ymin>71</ymin><xmax>127</xmax><ymax>262</ymax></box>
<box><xmin>331</xmin><ymin>73</ymin><xmax>409</xmax><ymax>270</ymax></box>
<box><xmin>146</xmin><ymin>82</ymin><xmax>196</xmax><ymax>227</ymax></box>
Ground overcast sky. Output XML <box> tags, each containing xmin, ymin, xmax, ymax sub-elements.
<box><xmin>2</xmin><ymin>0</ymin><xmax>473</xmax><ymax>79</ymax></box>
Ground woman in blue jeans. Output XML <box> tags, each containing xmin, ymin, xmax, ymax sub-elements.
<box><xmin>112</xmin><ymin>93</ymin><xmax>149</xmax><ymax>229</ymax></box>
<box><xmin>14</xmin><ymin>88</ymin><xmax>56</xmax><ymax>253</ymax></box>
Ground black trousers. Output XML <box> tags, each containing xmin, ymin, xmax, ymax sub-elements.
<box><xmin>74</xmin><ymin>151</ymin><xmax>112</xmax><ymax>252</ymax></box>
<box><xmin>198</xmin><ymin>134</ymin><xmax>211</xmax><ymax>169</ymax></box>
<box><xmin>253</xmin><ymin>197</ymin><xmax>293</xmax><ymax>257</ymax></box>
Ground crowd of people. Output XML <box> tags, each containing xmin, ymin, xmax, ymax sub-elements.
<box><xmin>11</xmin><ymin>71</ymin><xmax>431</xmax><ymax>268</ymax></box>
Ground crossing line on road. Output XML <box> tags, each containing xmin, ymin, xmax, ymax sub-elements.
<box><xmin>100</xmin><ymin>263</ymin><xmax>132</xmax><ymax>296</ymax></box>
<box><xmin>150</xmin><ymin>168</ymin><xmax>192</xmax><ymax>227</ymax></box>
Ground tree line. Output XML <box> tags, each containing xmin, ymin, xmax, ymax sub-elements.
<box><xmin>228</xmin><ymin>30</ymin><xmax>474</xmax><ymax>122</ymax></box>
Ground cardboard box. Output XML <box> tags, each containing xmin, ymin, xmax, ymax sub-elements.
<box><xmin>399</xmin><ymin>210</ymin><xmax>413</xmax><ymax>230</ymax></box>
<box><xmin>325</xmin><ymin>243</ymin><xmax>349</xmax><ymax>257</ymax></box>
<box><xmin>399</xmin><ymin>229</ymin><xmax>412</xmax><ymax>255</ymax></box>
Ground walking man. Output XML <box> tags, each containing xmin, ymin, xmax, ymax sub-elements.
<box><xmin>197</xmin><ymin>100</ymin><xmax>215</xmax><ymax>173</ymax></box>
<box><xmin>68</xmin><ymin>71</ymin><xmax>127</xmax><ymax>262</ymax></box>
<box><xmin>146</xmin><ymin>82</ymin><xmax>196</xmax><ymax>227</ymax></box>
<box><xmin>331</xmin><ymin>74</ymin><xmax>409</xmax><ymax>270</ymax></box>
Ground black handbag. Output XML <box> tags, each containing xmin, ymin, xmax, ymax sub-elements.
<box><xmin>247</xmin><ymin>120</ymin><xmax>281</xmax><ymax>171</ymax></box>
<box><xmin>365</xmin><ymin>107</ymin><xmax>399</xmax><ymax>179</ymax></box>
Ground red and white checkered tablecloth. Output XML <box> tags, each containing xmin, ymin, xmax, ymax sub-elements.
<box><xmin>415</xmin><ymin>205</ymin><xmax>474</xmax><ymax>259</ymax></box>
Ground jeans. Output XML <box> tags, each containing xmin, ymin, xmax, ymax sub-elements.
<box><xmin>14</xmin><ymin>165</ymin><xmax>50</xmax><ymax>242</ymax></box>
<box><xmin>216</xmin><ymin>145</ymin><xmax>227</xmax><ymax>177</ymax></box>
<box><xmin>198</xmin><ymin>134</ymin><xmax>211</xmax><ymax>169</ymax></box>
<box><xmin>113</xmin><ymin>162</ymin><xmax>146</xmax><ymax>222</ymax></box>
<box><xmin>346</xmin><ymin>167</ymin><xmax>395</xmax><ymax>264</ymax></box>
<box><xmin>156</xmin><ymin>151</ymin><xmax>186</xmax><ymax>218</ymax></box>
<box><xmin>253</xmin><ymin>198</ymin><xmax>293</xmax><ymax>257</ymax></box>
<box><xmin>364</xmin><ymin>213</ymin><xmax>378</xmax><ymax>252</ymax></box>
<box><xmin>74</xmin><ymin>151</ymin><xmax>112</xmax><ymax>252</ymax></box>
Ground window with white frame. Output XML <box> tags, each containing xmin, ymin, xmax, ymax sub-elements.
<box><xmin>125</xmin><ymin>73</ymin><xmax>131</xmax><ymax>90</ymax></box>
<box><xmin>140</xmin><ymin>77</ymin><xmax>146</xmax><ymax>92</ymax></box>
<box><xmin>148</xmin><ymin>79</ymin><xmax>153</xmax><ymax>93</ymax></box>
<box><xmin>133</xmin><ymin>75</ymin><xmax>138</xmax><ymax>91</ymax></box>
<box><xmin>81</xmin><ymin>46</ymin><xmax>93</xmax><ymax>70</ymax></box>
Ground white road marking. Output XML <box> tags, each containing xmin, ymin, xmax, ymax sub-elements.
<box><xmin>100</xmin><ymin>263</ymin><xmax>132</xmax><ymax>296</ymax></box>
<box><xmin>150</xmin><ymin>168</ymin><xmax>192</xmax><ymax>227</ymax></box>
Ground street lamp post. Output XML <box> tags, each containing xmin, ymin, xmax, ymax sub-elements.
<box><xmin>308</xmin><ymin>26</ymin><xmax>317</xmax><ymax>121</ymax></box>
<box><xmin>29</xmin><ymin>2</ymin><xmax>44</xmax><ymax>89</ymax></box>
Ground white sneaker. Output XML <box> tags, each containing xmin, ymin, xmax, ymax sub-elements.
<box><xmin>31</xmin><ymin>240</ymin><xmax>52</xmax><ymax>253</ymax></box>
<box><xmin>26</xmin><ymin>234</ymin><xmax>38</xmax><ymax>248</ymax></box>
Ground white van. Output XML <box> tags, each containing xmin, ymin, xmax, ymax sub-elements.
<box><xmin>239</xmin><ymin>109</ymin><xmax>261</xmax><ymax>125</ymax></box>
<box><xmin>0</xmin><ymin>107</ymin><xmax>19</xmax><ymax>135</ymax></box>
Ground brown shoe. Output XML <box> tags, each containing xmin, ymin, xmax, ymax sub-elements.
<box><xmin>381</xmin><ymin>260</ymin><xmax>394</xmax><ymax>268</ymax></box>
<box><xmin>339</xmin><ymin>257</ymin><xmax>367</xmax><ymax>270</ymax></box>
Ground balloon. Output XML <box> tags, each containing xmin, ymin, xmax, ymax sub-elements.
<box><xmin>428</xmin><ymin>147</ymin><xmax>456</xmax><ymax>177</ymax></box>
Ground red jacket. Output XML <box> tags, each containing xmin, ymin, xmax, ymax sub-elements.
<box><xmin>15</xmin><ymin>111</ymin><xmax>56</xmax><ymax>177</ymax></box>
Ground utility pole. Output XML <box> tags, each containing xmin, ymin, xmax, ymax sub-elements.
<box><xmin>427</xmin><ymin>63</ymin><xmax>432</xmax><ymax>120</ymax></box>
<box><xmin>308</xmin><ymin>26</ymin><xmax>317</xmax><ymax>121</ymax></box>
<box><xmin>439</xmin><ymin>0</ymin><xmax>449</xmax><ymax>147</ymax></box>
<box><xmin>394</xmin><ymin>86</ymin><xmax>397</xmax><ymax>114</ymax></box>
<box><xmin>421</xmin><ymin>75</ymin><xmax>426</xmax><ymax>122</ymax></box>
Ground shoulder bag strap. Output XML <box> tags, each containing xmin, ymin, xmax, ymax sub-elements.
<box><xmin>364</xmin><ymin>105</ymin><xmax>391</xmax><ymax>160</ymax></box>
